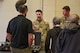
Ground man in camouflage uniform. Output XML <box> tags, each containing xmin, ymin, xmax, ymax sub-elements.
<box><xmin>33</xmin><ymin>10</ymin><xmax>50</xmax><ymax>50</ymax></box>
<box><xmin>60</xmin><ymin>6</ymin><xmax>71</xmax><ymax>29</ymax></box>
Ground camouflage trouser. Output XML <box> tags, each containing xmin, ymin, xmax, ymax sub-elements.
<box><xmin>11</xmin><ymin>47</ymin><xmax>31</xmax><ymax>53</ymax></box>
<box><xmin>41</xmin><ymin>40</ymin><xmax>45</xmax><ymax>50</ymax></box>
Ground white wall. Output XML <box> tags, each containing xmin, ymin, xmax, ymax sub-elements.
<box><xmin>43</xmin><ymin>0</ymin><xmax>55</xmax><ymax>28</ymax></box>
<box><xmin>0</xmin><ymin>0</ymin><xmax>18</xmax><ymax>42</ymax></box>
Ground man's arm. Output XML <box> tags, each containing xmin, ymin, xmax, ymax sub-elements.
<box><xmin>28</xmin><ymin>33</ymin><xmax>33</xmax><ymax>48</ymax></box>
<box><xmin>45</xmin><ymin>30</ymin><xmax>51</xmax><ymax>53</ymax></box>
<box><xmin>6</xmin><ymin>33</ymin><xmax>11</xmax><ymax>42</ymax></box>
<box><xmin>47</xmin><ymin>23</ymin><xmax>50</xmax><ymax>31</ymax></box>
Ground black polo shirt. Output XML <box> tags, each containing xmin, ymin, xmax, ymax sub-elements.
<box><xmin>7</xmin><ymin>15</ymin><xmax>33</xmax><ymax>49</ymax></box>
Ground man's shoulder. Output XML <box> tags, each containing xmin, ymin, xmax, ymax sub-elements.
<box><xmin>33</xmin><ymin>20</ymin><xmax>39</xmax><ymax>24</ymax></box>
<box><xmin>25</xmin><ymin>18</ymin><xmax>32</xmax><ymax>24</ymax></box>
<box><xmin>43</xmin><ymin>20</ymin><xmax>49</xmax><ymax>24</ymax></box>
<box><xmin>47</xmin><ymin>29</ymin><xmax>54</xmax><ymax>34</ymax></box>
<box><xmin>9</xmin><ymin>16</ymin><xmax>17</xmax><ymax>22</ymax></box>
<box><xmin>48</xmin><ymin>28</ymin><xmax>56</xmax><ymax>33</ymax></box>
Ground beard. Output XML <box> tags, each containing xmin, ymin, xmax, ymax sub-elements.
<box><xmin>37</xmin><ymin>17</ymin><xmax>42</xmax><ymax>22</ymax></box>
<box><xmin>37</xmin><ymin>17</ymin><xmax>41</xmax><ymax>20</ymax></box>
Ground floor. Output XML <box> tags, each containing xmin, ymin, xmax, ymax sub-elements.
<box><xmin>0</xmin><ymin>50</ymin><xmax>45</xmax><ymax>53</ymax></box>
<box><xmin>0</xmin><ymin>51</ymin><xmax>11</xmax><ymax>53</ymax></box>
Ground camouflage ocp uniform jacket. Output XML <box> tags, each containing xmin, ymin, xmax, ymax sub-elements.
<box><xmin>33</xmin><ymin>19</ymin><xmax>50</xmax><ymax>42</ymax></box>
<box><xmin>60</xmin><ymin>15</ymin><xmax>71</xmax><ymax>29</ymax></box>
